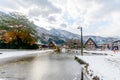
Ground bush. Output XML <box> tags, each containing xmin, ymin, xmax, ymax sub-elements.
<box><xmin>54</xmin><ymin>46</ymin><xmax>61</xmax><ymax>53</ymax></box>
<box><xmin>0</xmin><ymin>40</ymin><xmax>7</xmax><ymax>49</ymax></box>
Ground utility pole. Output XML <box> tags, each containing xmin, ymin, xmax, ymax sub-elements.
<box><xmin>81</xmin><ymin>27</ymin><xmax>83</xmax><ymax>56</ymax></box>
<box><xmin>78</xmin><ymin>26</ymin><xmax>83</xmax><ymax>56</ymax></box>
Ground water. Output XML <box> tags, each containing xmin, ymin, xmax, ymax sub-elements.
<box><xmin>0</xmin><ymin>53</ymin><xmax>81</xmax><ymax>80</ymax></box>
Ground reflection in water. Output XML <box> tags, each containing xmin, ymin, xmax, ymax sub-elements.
<box><xmin>0</xmin><ymin>53</ymin><xmax>81</xmax><ymax>80</ymax></box>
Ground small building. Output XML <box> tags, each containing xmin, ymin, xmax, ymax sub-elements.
<box><xmin>48</xmin><ymin>41</ymin><xmax>56</xmax><ymax>49</ymax></box>
<box><xmin>36</xmin><ymin>42</ymin><xmax>46</xmax><ymax>49</ymax></box>
<box><xmin>85</xmin><ymin>38</ymin><xmax>97</xmax><ymax>50</ymax></box>
<box><xmin>112</xmin><ymin>40</ymin><xmax>120</xmax><ymax>50</ymax></box>
<box><xmin>66</xmin><ymin>39</ymin><xmax>81</xmax><ymax>49</ymax></box>
<box><xmin>99</xmin><ymin>43</ymin><xmax>110</xmax><ymax>50</ymax></box>
<box><xmin>41</xmin><ymin>44</ymin><xmax>48</xmax><ymax>48</ymax></box>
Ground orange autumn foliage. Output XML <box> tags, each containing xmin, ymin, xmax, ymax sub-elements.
<box><xmin>5</xmin><ymin>28</ymin><xmax>37</xmax><ymax>46</ymax></box>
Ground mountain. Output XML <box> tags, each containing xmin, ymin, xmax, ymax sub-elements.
<box><xmin>36</xmin><ymin>27</ymin><xmax>118</xmax><ymax>45</ymax></box>
<box><xmin>35</xmin><ymin>27</ymin><xmax>65</xmax><ymax>44</ymax></box>
<box><xmin>36</xmin><ymin>27</ymin><xmax>51</xmax><ymax>35</ymax></box>
<box><xmin>50</xmin><ymin>28</ymin><xmax>80</xmax><ymax>40</ymax></box>
<box><xmin>49</xmin><ymin>28</ymin><xmax>118</xmax><ymax>44</ymax></box>
<box><xmin>35</xmin><ymin>27</ymin><xmax>82</xmax><ymax>44</ymax></box>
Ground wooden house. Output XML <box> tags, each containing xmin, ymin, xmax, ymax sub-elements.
<box><xmin>85</xmin><ymin>38</ymin><xmax>97</xmax><ymax>50</ymax></box>
<box><xmin>66</xmin><ymin>39</ymin><xmax>81</xmax><ymax>49</ymax></box>
<box><xmin>48</xmin><ymin>41</ymin><xmax>56</xmax><ymax>49</ymax></box>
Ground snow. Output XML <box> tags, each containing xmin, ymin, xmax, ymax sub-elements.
<box><xmin>76</xmin><ymin>55</ymin><xmax>120</xmax><ymax>80</ymax></box>
<box><xmin>0</xmin><ymin>49</ymin><xmax>53</xmax><ymax>61</ymax></box>
<box><xmin>84</xmin><ymin>50</ymin><xmax>116</xmax><ymax>56</ymax></box>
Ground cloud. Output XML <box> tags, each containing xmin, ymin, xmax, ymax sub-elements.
<box><xmin>0</xmin><ymin>0</ymin><xmax>20</xmax><ymax>10</ymax></box>
<box><xmin>47</xmin><ymin>16</ymin><xmax>56</xmax><ymax>22</ymax></box>
<box><xmin>0</xmin><ymin>0</ymin><xmax>62</xmax><ymax>18</ymax></box>
<box><xmin>26</xmin><ymin>0</ymin><xmax>62</xmax><ymax>17</ymax></box>
<box><xmin>60</xmin><ymin>23</ymin><xmax>67</xmax><ymax>28</ymax></box>
<box><xmin>0</xmin><ymin>0</ymin><xmax>120</xmax><ymax>37</ymax></box>
<box><xmin>28</xmin><ymin>6</ymin><xmax>61</xmax><ymax>18</ymax></box>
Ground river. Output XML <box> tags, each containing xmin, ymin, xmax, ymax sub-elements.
<box><xmin>0</xmin><ymin>52</ymin><xmax>81</xmax><ymax>80</ymax></box>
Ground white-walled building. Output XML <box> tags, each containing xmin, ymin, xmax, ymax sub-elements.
<box><xmin>112</xmin><ymin>40</ymin><xmax>120</xmax><ymax>50</ymax></box>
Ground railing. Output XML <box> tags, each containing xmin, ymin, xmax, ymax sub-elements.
<box><xmin>82</xmin><ymin>69</ymin><xmax>92</xmax><ymax>80</ymax></box>
<box><xmin>62</xmin><ymin>49</ymin><xmax>81</xmax><ymax>54</ymax></box>
<box><xmin>75</xmin><ymin>56</ymin><xmax>92</xmax><ymax>80</ymax></box>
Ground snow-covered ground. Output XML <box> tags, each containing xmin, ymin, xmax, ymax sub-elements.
<box><xmin>0</xmin><ymin>49</ymin><xmax>53</xmax><ymax>58</ymax></box>
<box><xmin>84</xmin><ymin>50</ymin><xmax>118</xmax><ymax>56</ymax></box>
<box><xmin>77</xmin><ymin>52</ymin><xmax>120</xmax><ymax>80</ymax></box>
<box><xmin>0</xmin><ymin>49</ymin><xmax>53</xmax><ymax>64</ymax></box>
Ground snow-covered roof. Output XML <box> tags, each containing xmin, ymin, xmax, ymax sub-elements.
<box><xmin>113</xmin><ymin>40</ymin><xmax>120</xmax><ymax>43</ymax></box>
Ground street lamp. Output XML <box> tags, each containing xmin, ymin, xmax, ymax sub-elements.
<box><xmin>78</xmin><ymin>26</ymin><xmax>83</xmax><ymax>56</ymax></box>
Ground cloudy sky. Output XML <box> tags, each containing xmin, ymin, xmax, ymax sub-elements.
<box><xmin>0</xmin><ymin>0</ymin><xmax>120</xmax><ymax>37</ymax></box>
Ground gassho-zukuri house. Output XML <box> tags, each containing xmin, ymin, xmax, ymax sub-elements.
<box><xmin>84</xmin><ymin>38</ymin><xmax>111</xmax><ymax>50</ymax></box>
<box><xmin>85</xmin><ymin>38</ymin><xmax>97</xmax><ymax>50</ymax></box>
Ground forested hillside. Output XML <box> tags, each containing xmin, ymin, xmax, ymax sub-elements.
<box><xmin>0</xmin><ymin>12</ymin><xmax>38</xmax><ymax>49</ymax></box>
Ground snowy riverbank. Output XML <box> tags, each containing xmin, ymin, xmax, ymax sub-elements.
<box><xmin>0</xmin><ymin>49</ymin><xmax>53</xmax><ymax>64</ymax></box>
<box><xmin>76</xmin><ymin>51</ymin><xmax>120</xmax><ymax>80</ymax></box>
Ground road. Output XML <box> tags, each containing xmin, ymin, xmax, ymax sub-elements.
<box><xmin>0</xmin><ymin>52</ymin><xmax>81</xmax><ymax>80</ymax></box>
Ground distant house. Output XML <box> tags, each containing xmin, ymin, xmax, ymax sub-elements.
<box><xmin>98</xmin><ymin>43</ymin><xmax>110</xmax><ymax>50</ymax></box>
<box><xmin>112</xmin><ymin>40</ymin><xmax>120</xmax><ymax>50</ymax></box>
<box><xmin>41</xmin><ymin>44</ymin><xmax>48</xmax><ymax>48</ymax></box>
<box><xmin>66</xmin><ymin>39</ymin><xmax>81</xmax><ymax>49</ymax></box>
<box><xmin>85</xmin><ymin>38</ymin><xmax>97</xmax><ymax>50</ymax></box>
<box><xmin>37</xmin><ymin>42</ymin><xmax>45</xmax><ymax>49</ymax></box>
<box><xmin>48</xmin><ymin>41</ymin><xmax>56</xmax><ymax>49</ymax></box>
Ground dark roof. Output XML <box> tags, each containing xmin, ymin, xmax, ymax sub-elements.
<box><xmin>49</xmin><ymin>41</ymin><xmax>56</xmax><ymax>45</ymax></box>
<box><xmin>85</xmin><ymin>38</ymin><xmax>97</xmax><ymax>47</ymax></box>
<box><xmin>113</xmin><ymin>40</ymin><xmax>120</xmax><ymax>43</ymax></box>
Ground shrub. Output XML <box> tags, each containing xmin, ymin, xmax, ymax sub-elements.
<box><xmin>55</xmin><ymin>46</ymin><xmax>61</xmax><ymax>53</ymax></box>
